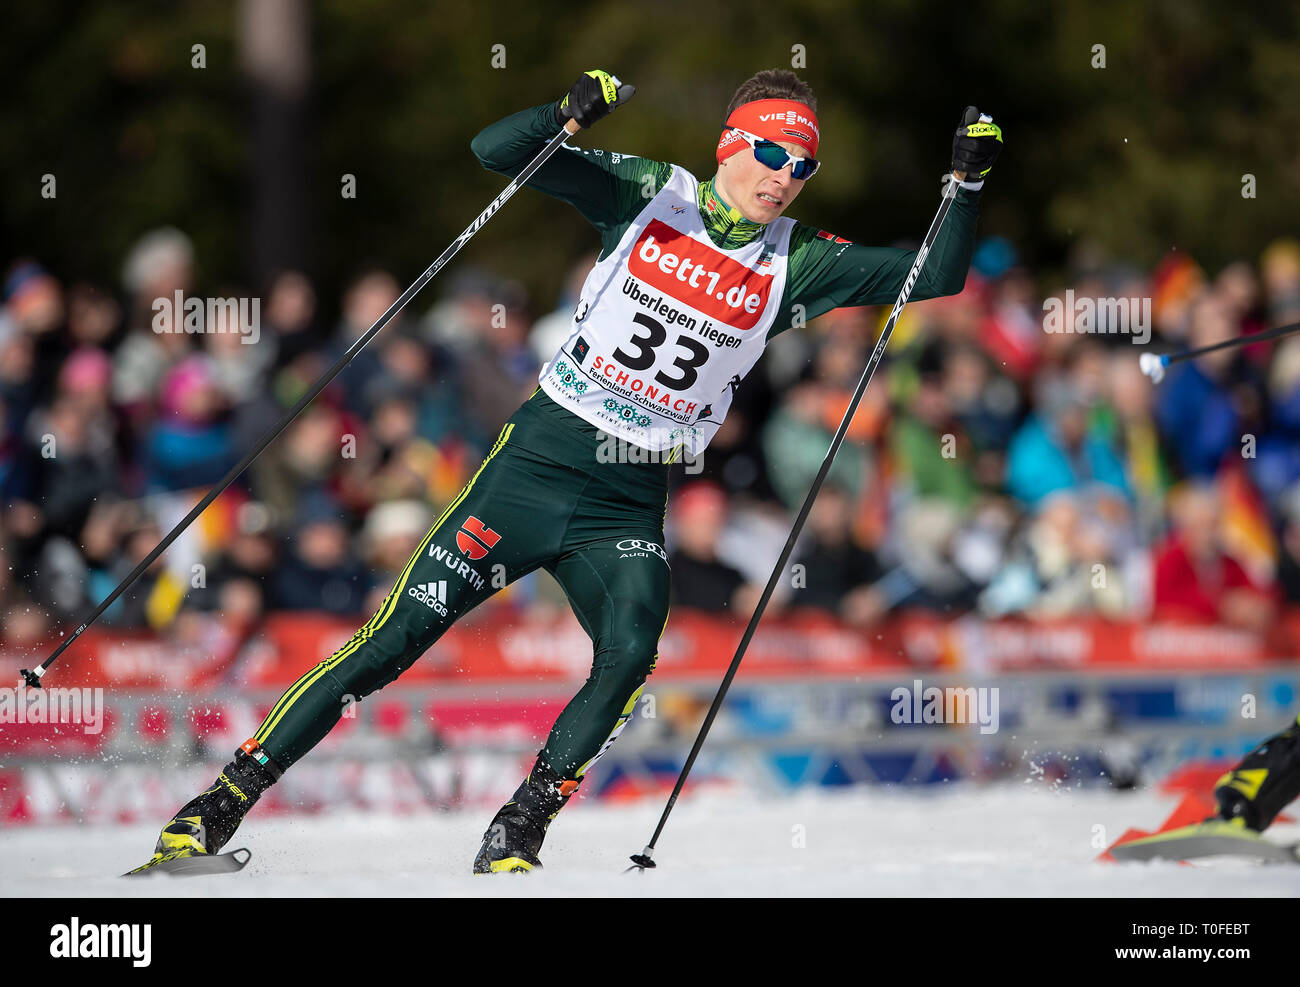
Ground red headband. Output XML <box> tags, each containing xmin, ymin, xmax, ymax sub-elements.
<box><xmin>716</xmin><ymin>98</ymin><xmax>820</xmax><ymax>164</ymax></box>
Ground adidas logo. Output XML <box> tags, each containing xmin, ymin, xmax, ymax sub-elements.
<box><xmin>407</xmin><ymin>580</ymin><xmax>449</xmax><ymax>616</ymax></box>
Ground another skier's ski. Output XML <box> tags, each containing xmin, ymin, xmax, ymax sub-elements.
<box><xmin>123</xmin><ymin>848</ymin><xmax>251</xmax><ymax>877</ymax></box>
<box><xmin>1110</xmin><ymin>821</ymin><xmax>1299</xmax><ymax>864</ymax></box>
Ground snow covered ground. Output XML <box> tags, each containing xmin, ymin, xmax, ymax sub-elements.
<box><xmin>3</xmin><ymin>784</ymin><xmax>1296</xmax><ymax>897</ymax></box>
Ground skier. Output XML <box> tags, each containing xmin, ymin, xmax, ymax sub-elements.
<box><xmin>130</xmin><ymin>68</ymin><xmax>1002</xmax><ymax>875</ymax></box>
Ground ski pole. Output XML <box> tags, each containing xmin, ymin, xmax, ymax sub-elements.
<box><xmin>627</xmin><ymin>167</ymin><xmax>967</xmax><ymax>872</ymax></box>
<box><xmin>1139</xmin><ymin>319</ymin><xmax>1300</xmax><ymax>384</ymax></box>
<box><xmin>19</xmin><ymin>79</ymin><xmax>635</xmax><ymax>690</ymax></box>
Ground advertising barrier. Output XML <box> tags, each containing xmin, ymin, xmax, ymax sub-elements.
<box><xmin>1</xmin><ymin>610</ymin><xmax>1296</xmax><ymax>824</ymax></box>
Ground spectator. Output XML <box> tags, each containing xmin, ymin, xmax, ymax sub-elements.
<box><xmin>1278</xmin><ymin>484</ymin><xmax>1300</xmax><ymax>606</ymax></box>
<box><xmin>19</xmin><ymin>390</ymin><xmax>120</xmax><ymax>539</ymax></box>
<box><xmin>449</xmin><ymin>275</ymin><xmax>538</xmax><ymax>438</ymax></box>
<box><xmin>1096</xmin><ymin>349</ymin><xmax>1172</xmax><ymax>536</ymax></box>
<box><xmin>252</xmin><ymin>401</ymin><xmax>351</xmax><ymax>524</ymax></box>
<box><xmin>789</xmin><ymin>483</ymin><xmax>886</xmax><ymax>627</ymax></box>
<box><xmin>762</xmin><ymin>372</ymin><xmax>870</xmax><ymax>510</ymax></box>
<box><xmin>112</xmin><ymin>228</ymin><xmax>196</xmax><ymax>411</ymax></box>
<box><xmin>980</xmin><ymin>491</ymin><xmax>1129</xmax><ymax>619</ymax></box>
<box><xmin>91</xmin><ymin>511</ymin><xmax>186</xmax><ymax>630</ymax></box>
<box><xmin>1260</xmin><ymin>238</ymin><xmax>1300</xmax><ymax>327</ymax></box>
<box><xmin>668</xmin><ymin>482</ymin><xmax>752</xmax><ymax>615</ymax></box>
<box><xmin>1152</xmin><ymin>482</ymin><xmax>1275</xmax><ymax>629</ymax></box>
<box><xmin>943</xmin><ymin>340</ymin><xmax>1021</xmax><ymax>476</ymax></box>
<box><xmin>1154</xmin><ymin>292</ymin><xmax>1260</xmax><ymax>479</ymax></box>
<box><xmin>199</xmin><ymin>502</ymin><xmax>279</xmax><ymax>620</ymax></box>
<box><xmin>204</xmin><ymin>287</ymin><xmax>274</xmax><ymax>404</ymax></box>
<box><xmin>1006</xmin><ymin>378</ymin><xmax>1129</xmax><ymax>508</ymax></box>
<box><xmin>978</xmin><ymin>265</ymin><xmax>1043</xmax><ymax>380</ymax></box>
<box><xmin>5</xmin><ymin>262</ymin><xmax>67</xmax><ymax>409</ymax></box>
<box><xmin>265</xmin><ymin>270</ymin><xmax>319</xmax><ymax>370</ymax></box>
<box><xmin>143</xmin><ymin>355</ymin><xmax>235</xmax><ymax>492</ymax></box>
<box><xmin>887</xmin><ymin>498</ymin><xmax>983</xmax><ymax>614</ymax></box>
<box><xmin>890</xmin><ymin>339</ymin><xmax>979</xmax><ymax>510</ymax></box>
<box><xmin>1254</xmin><ymin>334</ymin><xmax>1300</xmax><ymax>505</ymax></box>
<box><xmin>272</xmin><ymin>492</ymin><xmax>369</xmax><ymax>614</ymax></box>
<box><xmin>329</xmin><ymin>268</ymin><xmax>404</xmax><ymax>418</ymax></box>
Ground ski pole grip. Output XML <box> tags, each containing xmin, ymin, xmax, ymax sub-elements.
<box><xmin>562</xmin><ymin>77</ymin><xmax>636</xmax><ymax>135</ymax></box>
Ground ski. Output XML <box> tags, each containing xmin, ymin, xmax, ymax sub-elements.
<box><xmin>122</xmin><ymin>848</ymin><xmax>252</xmax><ymax>878</ymax></box>
<box><xmin>1110</xmin><ymin>821</ymin><xmax>1300</xmax><ymax>865</ymax></box>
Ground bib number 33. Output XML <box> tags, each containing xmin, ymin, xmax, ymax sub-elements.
<box><xmin>612</xmin><ymin>312</ymin><xmax>710</xmax><ymax>390</ymax></box>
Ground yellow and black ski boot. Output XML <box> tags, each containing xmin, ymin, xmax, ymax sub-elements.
<box><xmin>1215</xmin><ymin>716</ymin><xmax>1300</xmax><ymax>832</ymax></box>
<box><xmin>473</xmin><ymin>756</ymin><xmax>581</xmax><ymax>874</ymax></box>
<box><xmin>125</xmin><ymin>742</ymin><xmax>280</xmax><ymax>876</ymax></box>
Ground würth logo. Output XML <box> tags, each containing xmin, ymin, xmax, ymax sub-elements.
<box><xmin>456</xmin><ymin>516</ymin><xmax>501</xmax><ymax>560</ymax></box>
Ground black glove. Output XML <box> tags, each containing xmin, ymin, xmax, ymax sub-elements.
<box><xmin>951</xmin><ymin>105</ymin><xmax>1002</xmax><ymax>182</ymax></box>
<box><xmin>554</xmin><ymin>70</ymin><xmax>621</xmax><ymax>128</ymax></box>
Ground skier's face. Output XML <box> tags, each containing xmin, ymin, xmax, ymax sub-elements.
<box><xmin>717</xmin><ymin>139</ymin><xmax>808</xmax><ymax>224</ymax></box>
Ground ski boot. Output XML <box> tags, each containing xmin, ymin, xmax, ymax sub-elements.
<box><xmin>126</xmin><ymin>742</ymin><xmax>280</xmax><ymax>875</ymax></box>
<box><xmin>473</xmin><ymin>755</ymin><xmax>581</xmax><ymax>874</ymax></box>
<box><xmin>1215</xmin><ymin>716</ymin><xmax>1300</xmax><ymax>832</ymax></box>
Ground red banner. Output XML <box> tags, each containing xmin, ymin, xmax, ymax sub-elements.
<box><xmin>1</xmin><ymin>609</ymin><xmax>1297</xmax><ymax>693</ymax></box>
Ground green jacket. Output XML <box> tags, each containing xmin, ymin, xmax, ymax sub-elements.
<box><xmin>470</xmin><ymin>103</ymin><xmax>982</xmax><ymax>343</ymax></box>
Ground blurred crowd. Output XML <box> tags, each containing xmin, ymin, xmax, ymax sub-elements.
<box><xmin>5</xmin><ymin>226</ymin><xmax>1300</xmax><ymax>650</ymax></box>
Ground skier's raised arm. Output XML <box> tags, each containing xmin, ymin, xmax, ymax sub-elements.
<box><xmin>470</xmin><ymin>70</ymin><xmax>671</xmax><ymax>246</ymax></box>
<box><xmin>771</xmin><ymin>108</ymin><xmax>1003</xmax><ymax>336</ymax></box>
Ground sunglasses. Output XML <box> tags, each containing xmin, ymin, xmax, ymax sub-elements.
<box><xmin>725</xmin><ymin>127</ymin><xmax>821</xmax><ymax>180</ymax></box>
